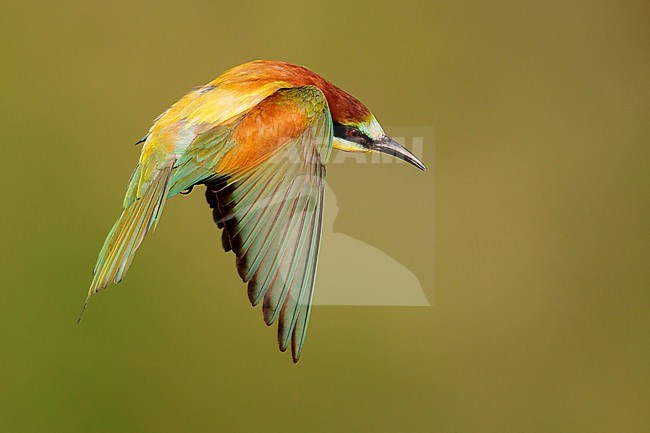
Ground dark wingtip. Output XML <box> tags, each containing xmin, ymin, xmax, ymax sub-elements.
<box><xmin>291</xmin><ymin>350</ymin><xmax>301</xmax><ymax>363</ymax></box>
<box><xmin>77</xmin><ymin>295</ymin><xmax>91</xmax><ymax>323</ymax></box>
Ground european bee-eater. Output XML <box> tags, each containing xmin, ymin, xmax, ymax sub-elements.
<box><xmin>82</xmin><ymin>60</ymin><xmax>425</xmax><ymax>362</ymax></box>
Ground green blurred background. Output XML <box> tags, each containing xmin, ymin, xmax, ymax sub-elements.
<box><xmin>1</xmin><ymin>1</ymin><xmax>648</xmax><ymax>432</ymax></box>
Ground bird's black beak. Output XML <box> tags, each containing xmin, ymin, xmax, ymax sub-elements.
<box><xmin>371</xmin><ymin>135</ymin><xmax>426</xmax><ymax>171</ymax></box>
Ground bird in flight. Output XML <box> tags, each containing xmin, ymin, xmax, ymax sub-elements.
<box><xmin>81</xmin><ymin>60</ymin><xmax>425</xmax><ymax>362</ymax></box>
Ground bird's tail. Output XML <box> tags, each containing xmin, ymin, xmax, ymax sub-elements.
<box><xmin>79</xmin><ymin>165</ymin><xmax>173</xmax><ymax>320</ymax></box>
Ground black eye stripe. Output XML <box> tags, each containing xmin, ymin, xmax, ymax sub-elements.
<box><xmin>333</xmin><ymin>122</ymin><xmax>371</xmax><ymax>146</ymax></box>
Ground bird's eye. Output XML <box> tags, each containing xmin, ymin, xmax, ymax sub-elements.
<box><xmin>347</xmin><ymin>128</ymin><xmax>360</xmax><ymax>138</ymax></box>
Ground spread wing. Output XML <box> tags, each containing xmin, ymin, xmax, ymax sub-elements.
<box><xmin>203</xmin><ymin>86</ymin><xmax>332</xmax><ymax>362</ymax></box>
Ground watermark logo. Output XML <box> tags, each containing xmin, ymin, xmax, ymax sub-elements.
<box><xmin>315</xmin><ymin>126</ymin><xmax>432</xmax><ymax>305</ymax></box>
<box><xmin>212</xmin><ymin>126</ymin><xmax>433</xmax><ymax>306</ymax></box>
